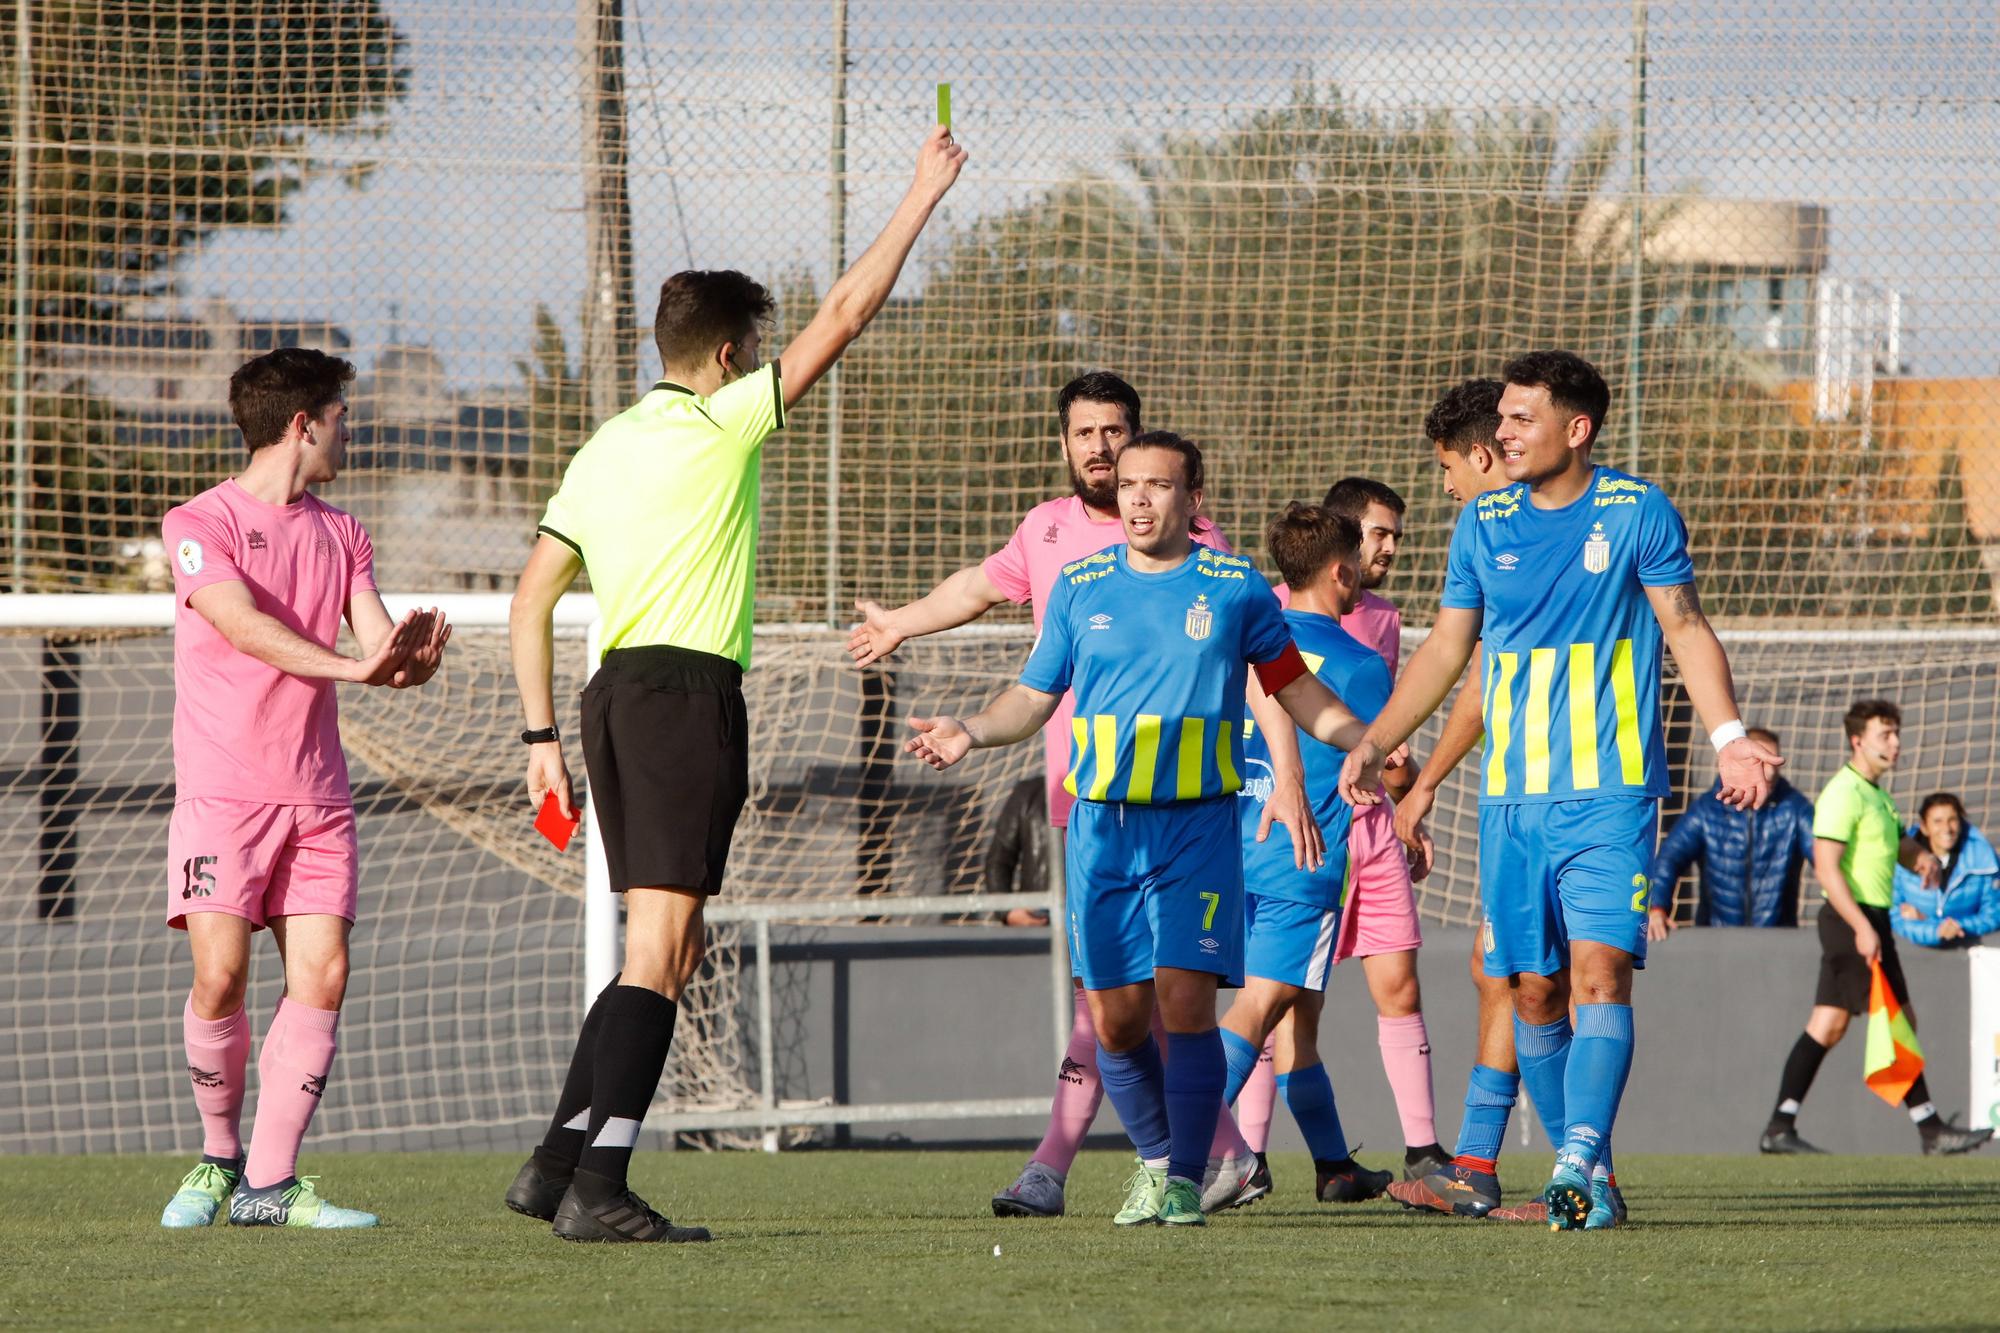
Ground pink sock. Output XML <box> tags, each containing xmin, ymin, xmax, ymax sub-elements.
<box><xmin>1378</xmin><ymin>1012</ymin><xmax>1437</xmax><ymax>1148</ymax></box>
<box><xmin>245</xmin><ymin>1000</ymin><xmax>339</xmax><ymax>1189</ymax></box>
<box><xmin>1234</xmin><ymin>1037</ymin><xmax>1277</xmax><ymax>1154</ymax></box>
<box><xmin>183</xmin><ymin>996</ymin><xmax>251</xmax><ymax>1160</ymax></box>
<box><xmin>1030</xmin><ymin>989</ymin><xmax>1105</xmax><ymax>1175</ymax></box>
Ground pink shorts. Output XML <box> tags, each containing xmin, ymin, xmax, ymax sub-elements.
<box><xmin>167</xmin><ymin>799</ymin><xmax>358</xmax><ymax>931</ymax></box>
<box><xmin>1333</xmin><ymin>800</ymin><xmax>1423</xmax><ymax>964</ymax></box>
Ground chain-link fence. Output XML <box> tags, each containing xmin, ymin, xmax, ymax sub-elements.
<box><xmin>0</xmin><ymin>1</ymin><xmax>1993</xmax><ymax>621</ymax></box>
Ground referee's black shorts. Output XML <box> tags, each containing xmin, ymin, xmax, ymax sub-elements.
<box><xmin>1815</xmin><ymin>903</ymin><xmax>1910</xmax><ymax>1015</ymax></box>
<box><xmin>581</xmin><ymin>644</ymin><xmax>748</xmax><ymax>895</ymax></box>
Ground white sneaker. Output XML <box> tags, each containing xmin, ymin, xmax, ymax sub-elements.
<box><xmin>1199</xmin><ymin>1152</ymin><xmax>1270</xmax><ymax>1214</ymax></box>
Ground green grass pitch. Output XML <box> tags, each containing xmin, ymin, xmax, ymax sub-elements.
<box><xmin>6</xmin><ymin>1150</ymin><xmax>2000</xmax><ymax>1330</ymax></box>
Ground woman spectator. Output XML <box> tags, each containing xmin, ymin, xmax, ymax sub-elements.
<box><xmin>1893</xmin><ymin>793</ymin><xmax>2000</xmax><ymax>948</ymax></box>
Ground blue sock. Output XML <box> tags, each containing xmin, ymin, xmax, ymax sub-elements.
<box><xmin>1453</xmin><ymin>1063</ymin><xmax>1519</xmax><ymax>1165</ymax></box>
<box><xmin>1277</xmin><ymin>1063</ymin><xmax>1350</xmax><ymax>1164</ymax></box>
<box><xmin>1096</xmin><ymin>1037</ymin><xmax>1171</xmax><ymax>1164</ymax></box>
<box><xmin>1559</xmin><ymin>1004</ymin><xmax>1634</xmax><ymax>1175</ymax></box>
<box><xmin>1221</xmin><ymin>1028</ymin><xmax>1261</xmax><ymax>1106</ymax></box>
<box><xmin>1513</xmin><ymin>1015</ymin><xmax>1572</xmax><ymax>1147</ymax></box>
<box><xmin>1163</xmin><ymin>1029</ymin><xmax>1225</xmax><ymax>1183</ymax></box>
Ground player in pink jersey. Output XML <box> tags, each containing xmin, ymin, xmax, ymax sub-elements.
<box><xmin>1240</xmin><ymin>475</ymin><xmax>1448</xmax><ymax>1187</ymax></box>
<box><xmin>848</xmin><ymin>372</ymin><xmax>1313</xmax><ymax>1218</ymax></box>
<box><xmin>155</xmin><ymin>348</ymin><xmax>449</xmax><ymax>1232</ymax></box>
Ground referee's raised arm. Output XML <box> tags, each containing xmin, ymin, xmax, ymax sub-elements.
<box><xmin>499</xmin><ymin>123</ymin><xmax>965</xmax><ymax>1244</ymax></box>
<box><xmin>778</xmin><ymin>125</ymin><xmax>966</xmax><ymax>406</ymax></box>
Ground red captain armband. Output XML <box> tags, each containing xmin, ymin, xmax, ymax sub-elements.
<box><xmin>1253</xmin><ymin>642</ymin><xmax>1310</xmax><ymax>696</ymax></box>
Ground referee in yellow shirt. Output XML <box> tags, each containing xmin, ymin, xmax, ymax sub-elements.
<box><xmin>1759</xmin><ymin>699</ymin><xmax>1992</xmax><ymax>1156</ymax></box>
<box><xmin>503</xmin><ymin>125</ymin><xmax>966</xmax><ymax>1243</ymax></box>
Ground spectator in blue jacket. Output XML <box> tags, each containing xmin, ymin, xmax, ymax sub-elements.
<box><xmin>1893</xmin><ymin>792</ymin><xmax>2000</xmax><ymax>948</ymax></box>
<box><xmin>1647</xmin><ymin>726</ymin><xmax>1815</xmax><ymax>936</ymax></box>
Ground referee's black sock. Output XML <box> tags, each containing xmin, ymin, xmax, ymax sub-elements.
<box><xmin>1905</xmin><ymin>1076</ymin><xmax>1943</xmax><ymax>1134</ymax></box>
<box><xmin>536</xmin><ymin>974</ymin><xmax>622</xmax><ymax>1168</ymax></box>
<box><xmin>574</xmin><ymin>984</ymin><xmax>679</xmax><ymax>1197</ymax></box>
<box><xmin>1767</xmin><ymin>1032</ymin><xmax>1830</xmax><ymax>1134</ymax></box>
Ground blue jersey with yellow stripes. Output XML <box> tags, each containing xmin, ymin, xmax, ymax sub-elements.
<box><xmin>1021</xmin><ymin>544</ymin><xmax>1293</xmax><ymax>805</ymax></box>
<box><xmin>1441</xmin><ymin>465</ymin><xmax>1694</xmax><ymax>806</ymax></box>
<box><xmin>1238</xmin><ymin>609</ymin><xmax>1393</xmax><ymax>909</ymax></box>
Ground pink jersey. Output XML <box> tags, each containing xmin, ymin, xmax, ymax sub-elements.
<box><xmin>982</xmin><ymin>495</ymin><xmax>1231</xmax><ymax>826</ymax></box>
<box><xmin>1274</xmin><ymin>584</ymin><xmax>1401</xmax><ymax>679</ymax></box>
<box><xmin>162</xmin><ymin>479</ymin><xmax>377</xmax><ymax>806</ymax></box>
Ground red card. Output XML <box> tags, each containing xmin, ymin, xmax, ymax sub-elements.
<box><xmin>535</xmin><ymin>791</ymin><xmax>581</xmax><ymax>852</ymax></box>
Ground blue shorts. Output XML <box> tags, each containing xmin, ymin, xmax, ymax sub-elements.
<box><xmin>1243</xmin><ymin>892</ymin><xmax>1341</xmax><ymax>992</ymax></box>
<box><xmin>1477</xmin><ymin>796</ymin><xmax>1659</xmax><ymax>979</ymax></box>
<box><xmin>1066</xmin><ymin>797</ymin><xmax>1244</xmax><ymax>990</ymax></box>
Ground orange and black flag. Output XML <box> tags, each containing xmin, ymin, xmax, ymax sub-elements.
<box><xmin>1863</xmin><ymin>959</ymin><xmax>1925</xmax><ymax>1105</ymax></box>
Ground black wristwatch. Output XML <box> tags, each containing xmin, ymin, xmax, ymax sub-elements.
<box><xmin>520</xmin><ymin>725</ymin><xmax>561</xmax><ymax>745</ymax></box>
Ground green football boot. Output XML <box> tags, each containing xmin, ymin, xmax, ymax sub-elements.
<box><xmin>160</xmin><ymin>1157</ymin><xmax>242</xmax><ymax>1229</ymax></box>
<box><xmin>1158</xmin><ymin>1177</ymin><xmax>1206</xmax><ymax>1227</ymax></box>
<box><xmin>228</xmin><ymin>1176</ymin><xmax>378</xmax><ymax>1229</ymax></box>
<box><xmin>1113</xmin><ymin>1162</ymin><xmax>1167</xmax><ymax>1226</ymax></box>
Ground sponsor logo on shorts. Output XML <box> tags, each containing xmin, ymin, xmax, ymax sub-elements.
<box><xmin>1199</xmin><ymin>936</ymin><xmax>1220</xmax><ymax>953</ymax></box>
<box><xmin>1058</xmin><ymin>1056</ymin><xmax>1087</xmax><ymax>1086</ymax></box>
<box><xmin>1482</xmin><ymin>919</ymin><xmax>1496</xmax><ymax>955</ymax></box>
<box><xmin>176</xmin><ymin>539</ymin><xmax>204</xmax><ymax>575</ymax></box>
<box><xmin>180</xmin><ymin>855</ymin><xmax>218</xmax><ymax>900</ymax></box>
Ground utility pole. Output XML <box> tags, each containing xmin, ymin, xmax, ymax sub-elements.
<box><xmin>580</xmin><ymin>0</ymin><xmax>635</xmax><ymax>425</ymax></box>
<box><xmin>11</xmin><ymin>0</ymin><xmax>34</xmax><ymax>590</ymax></box>
<box><xmin>1625</xmin><ymin>0</ymin><xmax>1649</xmax><ymax>474</ymax></box>
<box><xmin>824</xmin><ymin>0</ymin><xmax>849</xmax><ymax>626</ymax></box>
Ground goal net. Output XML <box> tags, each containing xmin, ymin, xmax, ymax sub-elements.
<box><xmin>0</xmin><ymin>606</ymin><xmax>1039</xmax><ymax>1155</ymax></box>
<box><xmin>3</xmin><ymin>597</ymin><xmax>1996</xmax><ymax>1154</ymax></box>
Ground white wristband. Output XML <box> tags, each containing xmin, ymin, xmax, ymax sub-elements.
<box><xmin>1710</xmin><ymin>720</ymin><xmax>1747</xmax><ymax>753</ymax></box>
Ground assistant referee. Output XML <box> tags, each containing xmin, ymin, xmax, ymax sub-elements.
<box><xmin>503</xmin><ymin>125</ymin><xmax>966</xmax><ymax>1243</ymax></box>
<box><xmin>1759</xmin><ymin>699</ymin><xmax>1992</xmax><ymax>1157</ymax></box>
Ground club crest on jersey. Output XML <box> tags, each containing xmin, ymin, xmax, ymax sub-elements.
<box><xmin>1184</xmin><ymin>594</ymin><xmax>1213</xmax><ymax>641</ymax></box>
<box><xmin>1583</xmin><ymin>522</ymin><xmax>1610</xmax><ymax>574</ymax></box>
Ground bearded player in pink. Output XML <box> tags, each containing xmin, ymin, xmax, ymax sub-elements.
<box><xmin>156</xmin><ymin>348</ymin><xmax>449</xmax><ymax>1231</ymax></box>
<box><xmin>1244</xmin><ymin>476</ymin><xmax>1448</xmax><ymax>1187</ymax></box>
<box><xmin>848</xmin><ymin>372</ymin><xmax>1305</xmax><ymax>1218</ymax></box>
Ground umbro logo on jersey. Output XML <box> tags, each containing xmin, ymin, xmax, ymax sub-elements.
<box><xmin>1088</xmin><ymin>613</ymin><xmax>1113</xmax><ymax>630</ymax></box>
<box><xmin>246</xmin><ymin>529</ymin><xmax>267</xmax><ymax>551</ymax></box>
<box><xmin>1494</xmin><ymin>553</ymin><xmax>1520</xmax><ymax>570</ymax></box>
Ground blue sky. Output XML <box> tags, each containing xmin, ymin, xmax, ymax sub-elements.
<box><xmin>169</xmin><ymin>0</ymin><xmax>1997</xmax><ymax>388</ymax></box>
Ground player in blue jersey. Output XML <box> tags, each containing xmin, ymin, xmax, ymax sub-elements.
<box><xmin>906</xmin><ymin>432</ymin><xmax>1374</xmax><ymax>1228</ymax></box>
<box><xmin>1340</xmin><ymin>351</ymin><xmax>1779</xmax><ymax>1231</ymax></box>
<box><xmin>1225</xmin><ymin>502</ymin><xmax>1398</xmax><ymax>1205</ymax></box>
